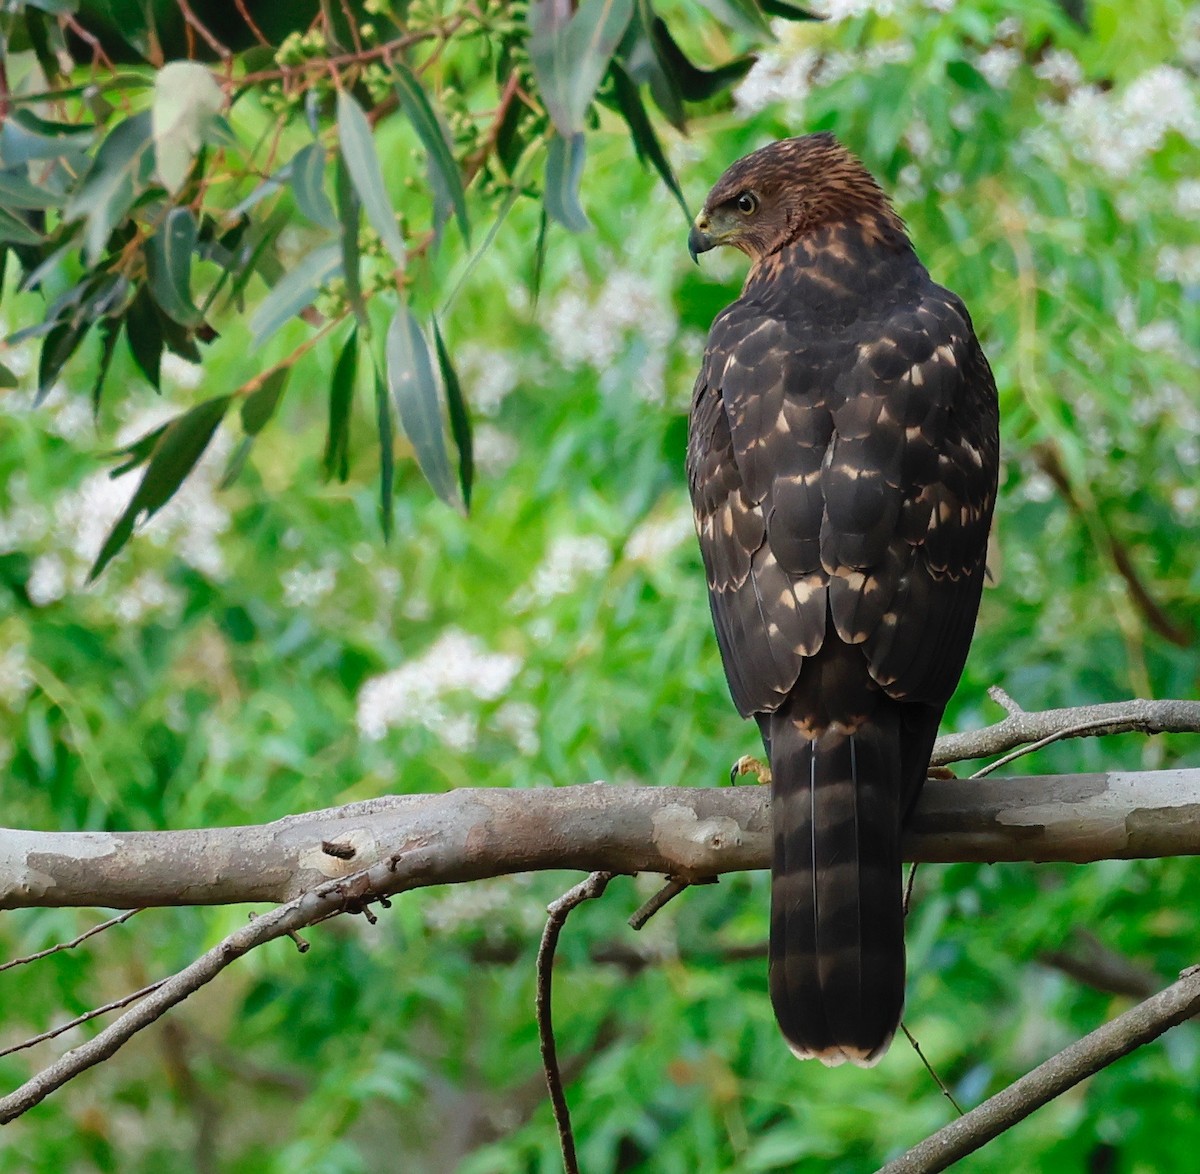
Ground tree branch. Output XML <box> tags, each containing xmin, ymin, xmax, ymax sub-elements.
<box><xmin>878</xmin><ymin>964</ymin><xmax>1200</xmax><ymax>1174</ymax></box>
<box><xmin>930</xmin><ymin>698</ymin><xmax>1200</xmax><ymax>766</ymax></box>
<box><xmin>2</xmin><ymin>765</ymin><xmax>1200</xmax><ymax>910</ymax></box>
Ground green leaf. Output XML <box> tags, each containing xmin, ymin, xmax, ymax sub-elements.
<box><xmin>609</xmin><ymin>61</ymin><xmax>690</xmax><ymax>222</ymax></box>
<box><xmin>0</xmin><ymin>112</ymin><xmax>90</xmax><ymax>168</ymax></box>
<box><xmin>0</xmin><ymin>168</ymin><xmax>62</xmax><ymax>210</ymax></box>
<box><xmin>325</xmin><ymin>326</ymin><xmax>358</xmax><ymax>482</ymax></box>
<box><xmin>335</xmin><ymin>156</ymin><xmax>366</xmax><ymax>327</ymax></box>
<box><xmin>373</xmin><ymin>365</ymin><xmax>395</xmax><ymax>540</ymax></box>
<box><xmin>544</xmin><ymin>132</ymin><xmax>591</xmax><ymax>233</ymax></box>
<box><xmin>125</xmin><ymin>285</ymin><xmax>163</xmax><ymax>389</ymax></box>
<box><xmin>336</xmin><ymin>90</ymin><xmax>407</xmax><ymax>270</ymax></box>
<box><xmin>64</xmin><ymin>110</ymin><xmax>155</xmax><ymax>264</ymax></box>
<box><xmin>241</xmin><ymin>368</ymin><xmax>289</xmax><ymax>436</ymax></box>
<box><xmin>391</xmin><ymin>60</ymin><xmax>470</xmax><ymax>246</ymax></box>
<box><xmin>90</xmin><ymin>395</ymin><xmax>232</xmax><ymax>580</ymax></box>
<box><xmin>248</xmin><ymin>242</ymin><xmax>341</xmax><ymax>346</ymax></box>
<box><xmin>37</xmin><ymin>316</ymin><xmax>89</xmax><ymax>401</ymax></box>
<box><xmin>649</xmin><ymin>18</ymin><xmax>754</xmax><ymax>101</ymax></box>
<box><xmin>385</xmin><ymin>305</ymin><xmax>458</xmax><ymax>507</ymax></box>
<box><xmin>433</xmin><ymin>321</ymin><xmax>473</xmax><ymax>511</ymax></box>
<box><xmin>692</xmin><ymin>0</ymin><xmax>773</xmax><ymax>39</ymax></box>
<box><xmin>218</xmin><ymin>436</ymin><xmax>254</xmax><ymax>490</ymax></box>
<box><xmin>290</xmin><ymin>142</ymin><xmax>338</xmax><ymax>230</ymax></box>
<box><xmin>759</xmin><ymin>0</ymin><xmax>819</xmax><ymax>18</ymax></box>
<box><xmin>0</xmin><ymin>361</ymin><xmax>17</xmax><ymax>389</ymax></box>
<box><xmin>92</xmin><ymin>315</ymin><xmax>122</xmax><ymax>414</ymax></box>
<box><xmin>146</xmin><ymin>207</ymin><xmax>201</xmax><ymax>326</ymax></box>
<box><xmin>529</xmin><ymin>0</ymin><xmax>634</xmax><ymax>137</ymax></box>
<box><xmin>152</xmin><ymin>61</ymin><xmax>224</xmax><ymax>194</ymax></box>
<box><xmin>0</xmin><ymin>206</ymin><xmax>43</xmax><ymax>246</ymax></box>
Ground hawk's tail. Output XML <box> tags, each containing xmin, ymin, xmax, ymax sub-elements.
<box><xmin>766</xmin><ymin>707</ymin><xmax>906</xmax><ymax>1067</ymax></box>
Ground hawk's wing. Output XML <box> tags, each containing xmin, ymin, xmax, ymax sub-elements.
<box><xmin>686</xmin><ymin>285</ymin><xmax>998</xmax><ymax>719</ymax></box>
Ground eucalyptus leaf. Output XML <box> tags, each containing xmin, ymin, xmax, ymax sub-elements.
<box><xmin>692</xmin><ymin>0</ymin><xmax>773</xmax><ymax>38</ymax></box>
<box><xmin>152</xmin><ymin>61</ymin><xmax>224</xmax><ymax>194</ymax></box>
<box><xmin>64</xmin><ymin>110</ymin><xmax>155</xmax><ymax>264</ymax></box>
<box><xmin>335</xmin><ymin>156</ymin><xmax>366</xmax><ymax>327</ymax></box>
<box><xmin>544</xmin><ymin>132</ymin><xmax>591</xmax><ymax>233</ymax></box>
<box><xmin>0</xmin><ymin>206</ymin><xmax>43</xmax><ymax>246</ymax></box>
<box><xmin>325</xmin><ymin>326</ymin><xmax>358</xmax><ymax>482</ymax></box>
<box><xmin>241</xmin><ymin>368</ymin><xmax>290</xmax><ymax>436</ymax></box>
<box><xmin>290</xmin><ymin>142</ymin><xmax>338</xmax><ymax>230</ymax></box>
<box><xmin>433</xmin><ymin>321</ymin><xmax>473</xmax><ymax>510</ymax></box>
<box><xmin>386</xmin><ymin>305</ymin><xmax>458</xmax><ymax>507</ymax></box>
<box><xmin>146</xmin><ymin>207</ymin><xmax>201</xmax><ymax>326</ymax></box>
<box><xmin>609</xmin><ymin>61</ymin><xmax>690</xmax><ymax>222</ymax></box>
<box><xmin>374</xmin><ymin>365</ymin><xmax>395</xmax><ymax>540</ymax></box>
<box><xmin>391</xmin><ymin>60</ymin><xmax>470</xmax><ymax>245</ymax></box>
<box><xmin>125</xmin><ymin>285</ymin><xmax>163</xmax><ymax>388</ymax></box>
<box><xmin>336</xmin><ymin>90</ymin><xmax>407</xmax><ymax>269</ymax></box>
<box><xmin>90</xmin><ymin>395</ymin><xmax>232</xmax><ymax>580</ymax></box>
<box><xmin>529</xmin><ymin>0</ymin><xmax>634</xmax><ymax>137</ymax></box>
<box><xmin>248</xmin><ymin>242</ymin><xmax>341</xmax><ymax>346</ymax></box>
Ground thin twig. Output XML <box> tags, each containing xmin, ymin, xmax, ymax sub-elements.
<box><xmin>900</xmin><ymin>1023</ymin><xmax>963</xmax><ymax>1117</ymax></box>
<box><xmin>879</xmin><ymin>965</ymin><xmax>1200</xmax><ymax>1174</ymax></box>
<box><xmin>0</xmin><ymin>979</ymin><xmax>166</xmax><ymax>1060</ymax></box>
<box><xmin>967</xmin><ymin>718</ymin><xmax>1139</xmax><ymax>780</ymax></box>
<box><xmin>930</xmin><ymin>698</ymin><xmax>1200</xmax><ymax>767</ymax></box>
<box><xmin>0</xmin><ymin>909</ymin><xmax>142</xmax><ymax>973</ymax></box>
<box><xmin>536</xmin><ymin>872</ymin><xmax>616</xmax><ymax>1174</ymax></box>
<box><xmin>628</xmin><ymin>876</ymin><xmax>692</xmax><ymax>931</ymax></box>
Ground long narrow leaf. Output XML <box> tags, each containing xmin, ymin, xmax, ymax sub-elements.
<box><xmin>386</xmin><ymin>305</ymin><xmax>458</xmax><ymax>507</ymax></box>
<box><xmin>90</xmin><ymin>395</ymin><xmax>232</xmax><ymax>579</ymax></box>
<box><xmin>433</xmin><ymin>321</ymin><xmax>473</xmax><ymax>510</ymax></box>
<box><xmin>248</xmin><ymin>242</ymin><xmax>341</xmax><ymax>345</ymax></box>
<box><xmin>336</xmin><ymin>90</ymin><xmax>407</xmax><ymax>269</ymax></box>
<box><xmin>544</xmin><ymin>132</ymin><xmax>591</xmax><ymax>233</ymax></box>
<box><xmin>374</xmin><ymin>364</ymin><xmax>395</xmax><ymax>539</ymax></box>
<box><xmin>335</xmin><ymin>156</ymin><xmax>366</xmax><ymax>326</ymax></box>
<box><xmin>145</xmin><ymin>207</ymin><xmax>201</xmax><ymax>326</ymax></box>
<box><xmin>325</xmin><ymin>326</ymin><xmax>358</xmax><ymax>482</ymax></box>
<box><xmin>290</xmin><ymin>142</ymin><xmax>338</xmax><ymax>230</ymax></box>
<box><xmin>609</xmin><ymin>61</ymin><xmax>690</xmax><ymax>222</ymax></box>
<box><xmin>391</xmin><ymin>61</ymin><xmax>470</xmax><ymax>245</ymax></box>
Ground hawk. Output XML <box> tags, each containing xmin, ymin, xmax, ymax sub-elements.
<box><xmin>686</xmin><ymin>134</ymin><xmax>999</xmax><ymax>1066</ymax></box>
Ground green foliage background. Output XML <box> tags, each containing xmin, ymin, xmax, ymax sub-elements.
<box><xmin>1</xmin><ymin>0</ymin><xmax>1198</xmax><ymax>1170</ymax></box>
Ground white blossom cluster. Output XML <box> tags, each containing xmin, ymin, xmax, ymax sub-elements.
<box><xmin>545</xmin><ymin>269</ymin><xmax>676</xmax><ymax>401</ymax></box>
<box><xmin>1049</xmin><ymin>65</ymin><xmax>1199</xmax><ymax>178</ymax></box>
<box><xmin>518</xmin><ymin>534</ymin><xmax>612</xmax><ymax>608</ymax></box>
<box><xmin>624</xmin><ymin>506</ymin><xmax>695</xmax><ymax>566</ymax></box>
<box><xmin>355</xmin><ymin>628</ymin><xmax>522</xmax><ymax>747</ymax></box>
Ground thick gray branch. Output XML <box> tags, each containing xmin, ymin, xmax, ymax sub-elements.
<box><xmin>878</xmin><ymin>964</ymin><xmax>1200</xmax><ymax>1174</ymax></box>
<box><xmin>3</xmin><ymin>767</ymin><xmax>1199</xmax><ymax>911</ymax></box>
<box><xmin>931</xmin><ymin>698</ymin><xmax>1200</xmax><ymax>766</ymax></box>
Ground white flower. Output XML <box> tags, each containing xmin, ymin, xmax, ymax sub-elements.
<box><xmin>0</xmin><ymin>642</ymin><xmax>33</xmax><ymax>710</ymax></box>
<box><xmin>1156</xmin><ymin>245</ymin><xmax>1200</xmax><ymax>287</ymax></box>
<box><xmin>355</xmin><ymin>629</ymin><xmax>522</xmax><ymax>744</ymax></box>
<box><xmin>455</xmin><ymin>344</ymin><xmax>520</xmax><ymax>416</ymax></box>
<box><xmin>27</xmin><ymin>553</ymin><xmax>67</xmax><ymax>606</ymax></box>
<box><xmin>282</xmin><ymin>563</ymin><xmax>337</xmax><ymax>608</ymax></box>
<box><xmin>472</xmin><ymin>425</ymin><xmax>519</xmax><ymax>476</ymax></box>
<box><xmin>526</xmin><ymin>535</ymin><xmax>611</xmax><ymax>605</ymax></box>
<box><xmin>625</xmin><ymin>507</ymin><xmax>695</xmax><ymax>565</ymax></box>
<box><xmin>492</xmin><ymin>701</ymin><xmax>540</xmax><ymax>755</ymax></box>
<box><xmin>977</xmin><ymin>45</ymin><xmax>1022</xmax><ymax>90</ymax></box>
<box><xmin>1033</xmin><ymin>50</ymin><xmax>1082</xmax><ymax>90</ymax></box>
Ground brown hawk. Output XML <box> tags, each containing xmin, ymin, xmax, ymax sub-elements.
<box><xmin>686</xmin><ymin>134</ymin><xmax>999</xmax><ymax>1066</ymax></box>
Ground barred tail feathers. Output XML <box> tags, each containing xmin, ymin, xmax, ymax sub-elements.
<box><xmin>766</xmin><ymin>708</ymin><xmax>906</xmax><ymax>1067</ymax></box>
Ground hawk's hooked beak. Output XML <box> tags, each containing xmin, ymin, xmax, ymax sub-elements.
<box><xmin>688</xmin><ymin>215</ymin><xmax>715</xmax><ymax>263</ymax></box>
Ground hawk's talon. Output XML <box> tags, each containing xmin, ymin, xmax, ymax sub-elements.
<box><xmin>730</xmin><ymin>755</ymin><xmax>772</xmax><ymax>786</ymax></box>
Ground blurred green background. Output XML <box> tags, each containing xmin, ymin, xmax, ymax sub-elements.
<box><xmin>1</xmin><ymin>0</ymin><xmax>1198</xmax><ymax>1170</ymax></box>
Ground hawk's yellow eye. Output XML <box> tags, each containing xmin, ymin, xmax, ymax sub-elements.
<box><xmin>736</xmin><ymin>192</ymin><xmax>758</xmax><ymax>215</ymax></box>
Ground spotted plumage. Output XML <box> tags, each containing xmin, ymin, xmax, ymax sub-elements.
<box><xmin>687</xmin><ymin>134</ymin><xmax>999</xmax><ymax>1066</ymax></box>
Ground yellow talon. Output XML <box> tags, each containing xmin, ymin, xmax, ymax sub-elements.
<box><xmin>730</xmin><ymin>755</ymin><xmax>772</xmax><ymax>786</ymax></box>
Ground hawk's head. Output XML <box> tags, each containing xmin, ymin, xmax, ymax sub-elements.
<box><xmin>688</xmin><ymin>133</ymin><xmax>902</xmax><ymax>263</ymax></box>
